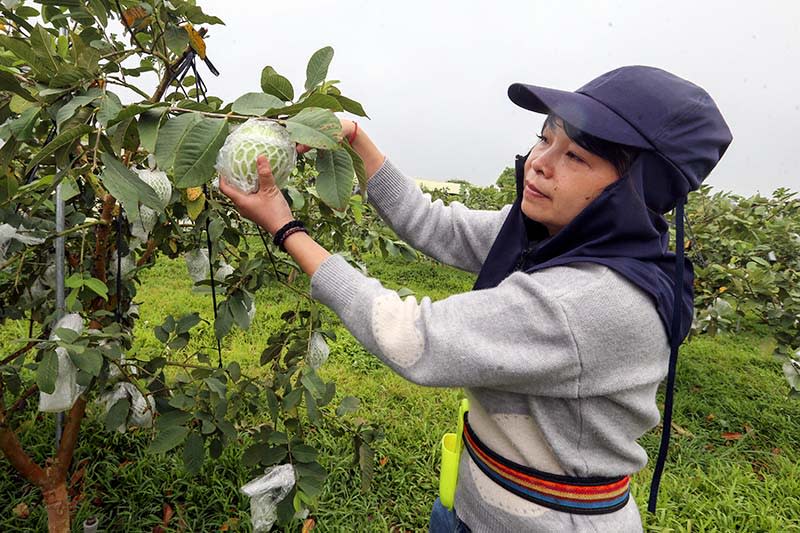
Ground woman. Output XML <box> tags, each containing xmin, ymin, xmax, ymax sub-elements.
<box><xmin>221</xmin><ymin>66</ymin><xmax>732</xmax><ymax>532</ymax></box>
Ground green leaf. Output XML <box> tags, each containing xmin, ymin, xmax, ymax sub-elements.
<box><xmin>263</xmin><ymin>445</ymin><xmax>289</xmax><ymax>465</ymax></box>
<box><xmin>315</xmin><ymin>148</ymin><xmax>354</xmax><ymax>210</ymax></box>
<box><xmin>155</xmin><ymin>112</ymin><xmax>202</xmax><ymax>171</ymax></box>
<box><xmin>268</xmin><ymin>92</ymin><xmax>342</xmax><ymax>118</ymax></box>
<box><xmin>31</xmin><ymin>23</ymin><xmax>59</xmax><ymax>74</ymax></box>
<box><xmin>173</xmin><ymin>117</ymin><xmax>228</xmax><ymax>187</ymax></box>
<box><xmin>183</xmin><ymin>432</ymin><xmax>204</xmax><ymax>475</ymax></box>
<box><xmin>107</xmin><ymin>117</ymin><xmax>138</xmax><ymax>155</ymax></box>
<box><xmin>284</xmin><ymin>107</ymin><xmax>341</xmax><ymax>150</ymax></box>
<box><xmin>99</xmin><ymin>153</ymin><xmax>162</xmax><ymax>220</ymax></box>
<box><xmin>156</xmin><ymin>409</ymin><xmax>193</xmax><ymax>430</ymax></box>
<box><xmin>343</xmin><ymin>142</ymin><xmax>367</xmax><ymax>198</ymax></box>
<box><xmin>164</xmin><ymin>24</ymin><xmax>189</xmax><ymax>56</ymax></box>
<box><xmin>305</xmin><ymin>46</ymin><xmax>334</xmax><ymax>91</ymax></box>
<box><xmin>0</xmin><ymin>137</ymin><xmax>20</xmax><ymax>174</ymax></box>
<box><xmin>35</xmin><ymin>0</ymin><xmax>84</xmax><ymax>7</ymax></box>
<box><xmin>260</xmin><ymin>66</ymin><xmax>294</xmax><ymax>101</ymax></box>
<box><xmin>106</xmin><ymin>102</ymin><xmax>169</xmax><ymax>129</ymax></box>
<box><xmin>358</xmin><ymin>443</ymin><xmax>375</xmax><ymax>491</ymax></box>
<box><xmin>82</xmin><ymin>277</ymin><xmax>108</xmax><ymax>300</ymax></box>
<box><xmin>297</xmin><ymin>470</ymin><xmax>325</xmax><ymax>499</ymax></box>
<box><xmin>229</xmin><ymin>294</ymin><xmax>250</xmax><ymax>330</ymax></box>
<box><xmin>8</xmin><ymin>106</ymin><xmax>40</xmax><ymax>142</ymax></box>
<box><xmin>137</xmin><ymin>109</ymin><xmax>166</xmax><ymax>154</ymax></box>
<box><xmin>227</xmin><ymin>361</ymin><xmax>241</xmax><ymax>382</ymax></box>
<box><xmin>332</xmin><ymin>94</ymin><xmax>369</xmax><ymax>117</ymax></box>
<box><xmin>300</xmin><ymin>369</ymin><xmax>326</xmax><ymax>400</ymax></box>
<box><xmin>9</xmin><ymin>94</ymin><xmax>35</xmax><ymax>114</ymax></box>
<box><xmin>335</xmin><ymin>396</ymin><xmax>361</xmax><ymax>417</ymax></box>
<box><xmin>204</xmin><ymin>377</ymin><xmax>226</xmax><ymax>399</ymax></box>
<box><xmin>56</xmin><ymin>90</ymin><xmax>100</xmax><ymax>128</ymax></box>
<box><xmin>231</xmin><ymin>92</ymin><xmax>284</xmax><ymax>116</ymax></box>
<box><xmin>153</xmin><ymin>325</ymin><xmax>169</xmax><ymax>344</ymax></box>
<box><xmin>69</xmin><ymin>349</ymin><xmax>102</xmax><ymax>376</ymax></box>
<box><xmin>105</xmin><ymin>398</ymin><xmax>130</xmax><ymax>432</ymax></box>
<box><xmin>291</xmin><ymin>444</ymin><xmax>318</xmax><ymax>463</ymax></box>
<box><xmin>176</xmin><ymin>312</ymin><xmax>201</xmax><ymax>335</ymax></box>
<box><xmin>64</xmin><ymin>273</ymin><xmax>83</xmax><ymax>289</ymax></box>
<box><xmin>0</xmin><ymin>35</ymin><xmax>54</xmax><ymax>76</ymax></box>
<box><xmin>282</xmin><ymin>388</ymin><xmax>303</xmax><ymax>410</ymax></box>
<box><xmin>305</xmin><ymin>390</ymin><xmax>321</xmax><ymax>425</ymax></box>
<box><xmin>86</xmin><ymin>0</ymin><xmax>108</xmax><ymax>27</ymax></box>
<box><xmin>147</xmin><ymin>426</ymin><xmax>190</xmax><ymax>454</ymax></box>
<box><xmin>0</xmin><ymin>174</ymin><xmax>19</xmax><ymax>203</ymax></box>
<box><xmin>49</xmin><ymin>66</ymin><xmax>87</xmax><ymax>89</ymax></box>
<box><xmin>0</xmin><ymin>70</ymin><xmax>36</xmax><ymax>101</ymax></box>
<box><xmin>36</xmin><ymin>350</ymin><xmax>59</xmax><ymax>395</ymax></box>
<box><xmin>213</xmin><ymin>301</ymin><xmax>234</xmax><ymax>340</ymax></box>
<box><xmin>265</xmin><ymin>387</ymin><xmax>278</xmax><ymax>423</ymax></box>
<box><xmin>25</xmin><ymin>124</ymin><xmax>92</xmax><ymax>174</ymax></box>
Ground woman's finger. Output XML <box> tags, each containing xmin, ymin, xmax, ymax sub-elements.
<box><xmin>256</xmin><ymin>155</ymin><xmax>276</xmax><ymax>191</ymax></box>
<box><xmin>218</xmin><ymin>175</ymin><xmax>241</xmax><ymax>201</ymax></box>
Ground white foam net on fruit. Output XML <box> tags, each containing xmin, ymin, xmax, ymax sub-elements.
<box><xmin>215</xmin><ymin>118</ymin><xmax>297</xmax><ymax>193</ymax></box>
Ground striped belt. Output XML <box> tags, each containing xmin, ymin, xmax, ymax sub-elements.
<box><xmin>462</xmin><ymin>414</ymin><xmax>631</xmax><ymax>515</ymax></box>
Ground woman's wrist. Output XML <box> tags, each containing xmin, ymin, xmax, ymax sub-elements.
<box><xmin>339</xmin><ymin>119</ymin><xmax>385</xmax><ymax>179</ymax></box>
<box><xmin>267</xmin><ymin>216</ymin><xmax>296</xmax><ymax>237</ymax></box>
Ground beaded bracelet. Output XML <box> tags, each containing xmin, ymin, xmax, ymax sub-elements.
<box><xmin>272</xmin><ymin>220</ymin><xmax>308</xmax><ymax>252</ymax></box>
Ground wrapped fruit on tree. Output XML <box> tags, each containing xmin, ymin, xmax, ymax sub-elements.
<box><xmin>0</xmin><ymin>2</ymin><xmax>401</xmax><ymax>531</ymax></box>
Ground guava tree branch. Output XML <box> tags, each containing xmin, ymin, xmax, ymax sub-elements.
<box><xmin>136</xmin><ymin>238</ymin><xmax>157</xmax><ymax>267</ymax></box>
<box><xmin>54</xmin><ymin>396</ymin><xmax>87</xmax><ymax>478</ymax></box>
<box><xmin>0</xmin><ymin>340</ymin><xmax>37</xmax><ymax>367</ymax></box>
<box><xmin>0</xmin><ymin>395</ymin><xmax>46</xmax><ymax>485</ymax></box>
<box><xmin>9</xmin><ymin>384</ymin><xmax>38</xmax><ymax>415</ymax></box>
<box><xmin>0</xmin><ymin>426</ymin><xmax>46</xmax><ymax>485</ymax></box>
<box><xmin>92</xmin><ymin>195</ymin><xmax>116</xmax><ymax>285</ymax></box>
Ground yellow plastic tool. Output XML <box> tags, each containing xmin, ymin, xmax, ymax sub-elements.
<box><xmin>439</xmin><ymin>398</ymin><xmax>469</xmax><ymax>510</ymax></box>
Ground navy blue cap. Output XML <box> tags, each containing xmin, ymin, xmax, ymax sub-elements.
<box><xmin>508</xmin><ymin>66</ymin><xmax>732</xmax><ymax>213</ymax></box>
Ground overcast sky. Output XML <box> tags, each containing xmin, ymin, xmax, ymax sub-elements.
<box><xmin>164</xmin><ymin>0</ymin><xmax>797</xmax><ymax>196</ymax></box>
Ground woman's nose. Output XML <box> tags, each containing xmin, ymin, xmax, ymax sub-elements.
<box><xmin>529</xmin><ymin>149</ymin><xmax>554</xmax><ymax>179</ymax></box>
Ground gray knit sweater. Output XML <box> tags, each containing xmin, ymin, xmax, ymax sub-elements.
<box><xmin>309</xmin><ymin>159</ymin><xmax>670</xmax><ymax>532</ymax></box>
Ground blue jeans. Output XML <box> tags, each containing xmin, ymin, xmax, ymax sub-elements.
<box><xmin>429</xmin><ymin>498</ymin><xmax>471</xmax><ymax>533</ymax></box>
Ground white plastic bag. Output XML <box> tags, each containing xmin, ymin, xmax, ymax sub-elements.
<box><xmin>185</xmin><ymin>248</ymin><xmax>210</xmax><ymax>286</ymax></box>
<box><xmin>240</xmin><ymin>464</ymin><xmax>296</xmax><ymax>532</ymax></box>
<box><xmin>100</xmin><ymin>382</ymin><xmax>155</xmax><ymax>433</ymax></box>
<box><xmin>307</xmin><ymin>332</ymin><xmax>330</xmax><ymax>369</ymax></box>
<box><xmin>38</xmin><ymin>313</ymin><xmax>84</xmax><ymax>413</ymax></box>
<box><xmin>0</xmin><ymin>223</ymin><xmax>44</xmax><ymax>261</ymax></box>
<box><xmin>184</xmin><ymin>249</ymin><xmax>233</xmax><ymax>293</ymax></box>
<box><xmin>129</xmin><ymin>168</ymin><xmax>172</xmax><ymax>242</ymax></box>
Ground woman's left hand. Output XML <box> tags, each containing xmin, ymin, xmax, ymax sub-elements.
<box><xmin>219</xmin><ymin>155</ymin><xmax>294</xmax><ymax>235</ymax></box>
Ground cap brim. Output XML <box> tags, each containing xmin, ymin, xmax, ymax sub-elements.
<box><xmin>508</xmin><ymin>83</ymin><xmax>653</xmax><ymax>150</ymax></box>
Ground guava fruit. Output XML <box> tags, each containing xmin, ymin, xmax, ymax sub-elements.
<box><xmin>215</xmin><ymin>118</ymin><xmax>296</xmax><ymax>193</ymax></box>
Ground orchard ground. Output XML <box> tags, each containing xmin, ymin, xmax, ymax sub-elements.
<box><xmin>1</xmin><ymin>252</ymin><xmax>799</xmax><ymax>532</ymax></box>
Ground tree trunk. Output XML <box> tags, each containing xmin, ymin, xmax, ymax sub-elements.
<box><xmin>42</xmin><ymin>480</ymin><xmax>70</xmax><ymax>533</ymax></box>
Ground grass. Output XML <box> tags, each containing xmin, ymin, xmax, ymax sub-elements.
<box><xmin>1</xmin><ymin>253</ymin><xmax>799</xmax><ymax>531</ymax></box>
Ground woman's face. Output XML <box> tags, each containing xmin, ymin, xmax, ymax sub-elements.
<box><xmin>521</xmin><ymin>119</ymin><xmax>620</xmax><ymax>235</ymax></box>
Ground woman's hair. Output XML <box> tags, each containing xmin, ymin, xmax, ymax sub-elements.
<box><xmin>543</xmin><ymin>114</ymin><xmax>641</xmax><ymax>177</ymax></box>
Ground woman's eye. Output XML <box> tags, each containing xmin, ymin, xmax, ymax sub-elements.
<box><xmin>566</xmin><ymin>151</ymin><xmax>585</xmax><ymax>163</ymax></box>
<box><xmin>536</xmin><ymin>134</ymin><xmax>548</xmax><ymax>144</ymax></box>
